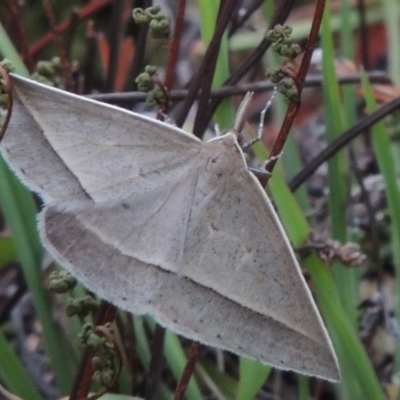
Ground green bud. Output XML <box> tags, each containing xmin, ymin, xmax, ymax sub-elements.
<box><xmin>136</xmin><ymin>72</ymin><xmax>155</xmax><ymax>92</ymax></box>
<box><xmin>132</xmin><ymin>8</ymin><xmax>148</xmax><ymax>24</ymax></box>
<box><xmin>149</xmin><ymin>18</ymin><xmax>171</xmax><ymax>39</ymax></box>
<box><xmin>0</xmin><ymin>59</ymin><xmax>14</xmax><ymax>72</ymax></box>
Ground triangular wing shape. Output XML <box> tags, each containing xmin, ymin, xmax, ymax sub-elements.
<box><xmin>60</xmin><ymin>134</ymin><xmax>338</xmax><ymax>379</ymax></box>
<box><xmin>42</xmin><ymin>206</ymin><xmax>339</xmax><ymax>380</ymax></box>
<box><xmin>1</xmin><ymin>75</ymin><xmax>339</xmax><ymax>380</ymax></box>
<box><xmin>1</xmin><ymin>74</ymin><xmax>202</xmax><ymax>205</ymax></box>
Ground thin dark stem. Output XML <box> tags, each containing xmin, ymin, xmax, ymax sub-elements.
<box><xmin>175</xmin><ymin>0</ymin><xmax>239</xmax><ymax>129</ymax></box>
<box><xmin>289</xmin><ymin>92</ymin><xmax>400</xmax><ymax>191</ymax></box>
<box><xmin>106</xmin><ymin>0</ymin><xmax>125</xmax><ymax>91</ymax></box>
<box><xmin>124</xmin><ymin>312</ymin><xmax>137</xmax><ymax>394</ymax></box>
<box><xmin>158</xmin><ymin>0</ymin><xmax>187</xmax><ymax>118</ymax></box>
<box><xmin>266</xmin><ymin>0</ymin><xmax>326</xmax><ymax>176</ymax></box>
<box><xmin>82</xmin><ymin>21</ymin><xmax>97</xmax><ymax>94</ymax></box>
<box><xmin>193</xmin><ymin>0</ymin><xmax>241</xmax><ymax>137</ymax></box>
<box><xmin>69</xmin><ymin>302</ymin><xmax>117</xmax><ymax>400</ymax></box>
<box><xmin>144</xmin><ymin>324</ymin><xmax>166</xmax><ymax>400</ymax></box>
<box><xmin>164</xmin><ymin>0</ymin><xmax>186</xmax><ymax>91</ymax></box>
<box><xmin>357</xmin><ymin>0</ymin><xmax>369</xmax><ymax>70</ymax></box>
<box><xmin>88</xmin><ymin>72</ymin><xmax>390</xmax><ymax>104</ymax></box>
<box><xmin>126</xmin><ymin>0</ymin><xmax>152</xmax><ymax>96</ymax></box>
<box><xmin>41</xmin><ymin>0</ymin><xmax>75</xmax><ymax>91</ymax></box>
<box><xmin>229</xmin><ymin>0</ymin><xmax>264</xmax><ymax>37</ymax></box>
<box><xmin>4</xmin><ymin>0</ymin><xmax>35</xmax><ymax>72</ymax></box>
<box><xmin>29</xmin><ymin>0</ymin><xmax>112</xmax><ymax>58</ymax></box>
<box><xmin>64</xmin><ymin>8</ymin><xmax>80</xmax><ymax>59</ymax></box>
<box><xmin>198</xmin><ymin>0</ymin><xmax>296</xmax><ymax>136</ymax></box>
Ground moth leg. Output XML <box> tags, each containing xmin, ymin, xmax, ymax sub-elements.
<box><xmin>248</xmin><ymin>167</ymin><xmax>271</xmax><ymax>180</ymax></box>
<box><xmin>242</xmin><ymin>137</ymin><xmax>259</xmax><ymax>150</ymax></box>
<box><xmin>248</xmin><ymin>155</ymin><xmax>281</xmax><ymax>184</ymax></box>
<box><xmin>242</xmin><ymin>87</ymin><xmax>277</xmax><ymax>150</ymax></box>
<box><xmin>264</xmin><ymin>152</ymin><xmax>283</xmax><ymax>169</ymax></box>
<box><xmin>257</xmin><ymin>86</ymin><xmax>277</xmax><ymax>140</ymax></box>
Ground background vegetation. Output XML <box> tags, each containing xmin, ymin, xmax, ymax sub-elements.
<box><xmin>0</xmin><ymin>0</ymin><xmax>399</xmax><ymax>399</ymax></box>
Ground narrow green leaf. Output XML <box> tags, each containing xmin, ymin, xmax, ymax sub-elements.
<box><xmin>198</xmin><ymin>356</ymin><xmax>238</xmax><ymax>398</ymax></box>
<box><xmin>298</xmin><ymin>375</ymin><xmax>310</xmax><ymax>400</ymax></box>
<box><xmin>0</xmin><ymin>23</ymin><xmax>29</xmax><ymax>75</ymax></box>
<box><xmin>0</xmin><ymin>329</ymin><xmax>42</xmax><ymax>400</ymax></box>
<box><xmin>236</xmin><ymin>358</ymin><xmax>271</xmax><ymax>400</ymax></box>
<box><xmin>322</xmin><ymin>5</ymin><xmax>359</xmax><ymax>334</ymax></box>
<box><xmin>268</xmin><ymin>172</ymin><xmax>386</xmax><ymax>400</ymax></box>
<box><xmin>0</xmin><ymin>159</ymin><xmax>74</xmax><ymax>393</ymax></box>
<box><xmin>361</xmin><ymin>71</ymin><xmax>400</xmax><ymax>378</ymax></box>
<box><xmin>252</xmin><ymin>128</ymin><xmax>385</xmax><ymax>399</ymax></box>
<box><xmin>0</xmin><ymin>236</ymin><xmax>17</xmax><ymax>269</ymax></box>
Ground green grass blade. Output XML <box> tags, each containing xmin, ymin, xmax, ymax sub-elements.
<box><xmin>198</xmin><ymin>356</ymin><xmax>238</xmax><ymax>398</ymax></box>
<box><xmin>235</xmin><ymin>358</ymin><xmax>272</xmax><ymax>400</ymax></box>
<box><xmin>0</xmin><ymin>23</ymin><xmax>29</xmax><ymax>75</ymax></box>
<box><xmin>0</xmin><ymin>329</ymin><xmax>43</xmax><ymax>400</ymax></box>
<box><xmin>360</xmin><ymin>70</ymin><xmax>400</xmax><ymax>379</ymax></box>
<box><xmin>298</xmin><ymin>375</ymin><xmax>310</xmax><ymax>400</ymax></box>
<box><xmin>321</xmin><ymin>5</ymin><xmax>346</xmax><ymax>239</ymax></box>
<box><xmin>250</xmin><ymin>135</ymin><xmax>385</xmax><ymax>398</ymax></box>
<box><xmin>0</xmin><ymin>27</ymin><xmax>75</xmax><ymax>393</ymax></box>
<box><xmin>0</xmin><ymin>236</ymin><xmax>17</xmax><ymax>269</ymax></box>
<box><xmin>267</xmin><ymin>171</ymin><xmax>386</xmax><ymax>400</ymax></box>
<box><xmin>321</xmin><ymin>11</ymin><xmax>361</xmax><ymax>396</ymax></box>
<box><xmin>322</xmin><ymin>5</ymin><xmax>359</xmax><ymax>328</ymax></box>
<box><xmin>0</xmin><ymin>159</ymin><xmax>74</xmax><ymax>393</ymax></box>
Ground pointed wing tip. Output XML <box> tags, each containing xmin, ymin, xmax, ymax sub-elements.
<box><xmin>320</xmin><ymin>365</ymin><xmax>341</xmax><ymax>382</ymax></box>
<box><xmin>315</xmin><ymin>348</ymin><xmax>341</xmax><ymax>382</ymax></box>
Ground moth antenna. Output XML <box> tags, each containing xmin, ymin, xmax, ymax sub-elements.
<box><xmin>233</xmin><ymin>92</ymin><xmax>254</xmax><ymax>136</ymax></box>
<box><xmin>214</xmin><ymin>123</ymin><xmax>221</xmax><ymax>137</ymax></box>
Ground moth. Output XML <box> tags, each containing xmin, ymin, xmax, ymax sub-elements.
<box><xmin>1</xmin><ymin>74</ymin><xmax>339</xmax><ymax>381</ymax></box>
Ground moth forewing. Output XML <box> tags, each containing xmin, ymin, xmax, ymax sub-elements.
<box><xmin>1</xmin><ymin>74</ymin><xmax>340</xmax><ymax>381</ymax></box>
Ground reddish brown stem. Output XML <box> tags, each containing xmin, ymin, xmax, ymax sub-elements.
<box><xmin>29</xmin><ymin>0</ymin><xmax>111</xmax><ymax>58</ymax></box>
<box><xmin>173</xmin><ymin>342</ymin><xmax>202</xmax><ymax>400</ymax></box>
<box><xmin>155</xmin><ymin>0</ymin><xmax>186</xmax><ymax>119</ymax></box>
<box><xmin>266</xmin><ymin>0</ymin><xmax>327</xmax><ymax>176</ymax></box>
<box><xmin>164</xmin><ymin>0</ymin><xmax>186</xmax><ymax>92</ymax></box>
<box><xmin>4</xmin><ymin>0</ymin><xmax>35</xmax><ymax>72</ymax></box>
<box><xmin>41</xmin><ymin>0</ymin><xmax>75</xmax><ymax>92</ymax></box>
<box><xmin>69</xmin><ymin>302</ymin><xmax>117</xmax><ymax>400</ymax></box>
<box><xmin>175</xmin><ymin>0</ymin><xmax>239</xmax><ymax>129</ymax></box>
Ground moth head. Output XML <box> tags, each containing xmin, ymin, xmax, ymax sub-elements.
<box><xmin>204</xmin><ymin>133</ymin><xmax>243</xmax><ymax>178</ymax></box>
